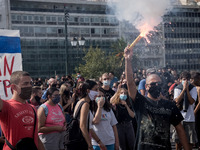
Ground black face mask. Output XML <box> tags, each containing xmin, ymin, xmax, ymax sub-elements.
<box><xmin>148</xmin><ymin>85</ymin><xmax>161</xmax><ymax>99</ymax></box>
<box><xmin>51</xmin><ymin>83</ymin><xmax>57</xmax><ymax>88</ymax></box>
<box><xmin>19</xmin><ymin>87</ymin><xmax>32</xmax><ymax>100</ymax></box>
<box><xmin>35</xmin><ymin>96</ymin><xmax>41</xmax><ymax>104</ymax></box>
<box><xmin>121</xmin><ymin>84</ymin><xmax>128</xmax><ymax>90</ymax></box>
<box><xmin>64</xmin><ymin>90</ymin><xmax>70</xmax><ymax>97</ymax></box>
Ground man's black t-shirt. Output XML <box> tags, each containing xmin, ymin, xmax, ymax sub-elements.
<box><xmin>100</xmin><ymin>88</ymin><xmax>115</xmax><ymax>102</ymax></box>
<box><xmin>133</xmin><ymin>92</ymin><xmax>183</xmax><ymax>150</ymax></box>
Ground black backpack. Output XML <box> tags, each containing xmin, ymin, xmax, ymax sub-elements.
<box><xmin>64</xmin><ymin>101</ymin><xmax>89</xmax><ymax>147</ymax></box>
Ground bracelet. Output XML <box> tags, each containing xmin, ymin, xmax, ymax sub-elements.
<box><xmin>88</xmin><ymin>146</ymin><xmax>93</xmax><ymax>149</ymax></box>
<box><xmin>97</xmin><ymin>139</ymin><xmax>101</xmax><ymax>144</ymax></box>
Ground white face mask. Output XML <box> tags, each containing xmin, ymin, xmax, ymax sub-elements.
<box><xmin>103</xmin><ymin>80</ymin><xmax>110</xmax><ymax>86</ymax></box>
<box><xmin>88</xmin><ymin>90</ymin><xmax>99</xmax><ymax>101</ymax></box>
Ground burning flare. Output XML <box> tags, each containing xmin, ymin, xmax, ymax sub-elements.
<box><xmin>128</xmin><ymin>33</ymin><xmax>143</xmax><ymax>50</ymax></box>
<box><xmin>128</xmin><ymin>24</ymin><xmax>152</xmax><ymax>50</ymax></box>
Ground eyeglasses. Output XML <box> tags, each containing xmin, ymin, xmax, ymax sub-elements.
<box><xmin>147</xmin><ymin>82</ymin><xmax>162</xmax><ymax>86</ymax></box>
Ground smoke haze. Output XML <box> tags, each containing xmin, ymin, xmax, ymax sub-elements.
<box><xmin>107</xmin><ymin>0</ymin><xmax>172</xmax><ymax>35</ymax></box>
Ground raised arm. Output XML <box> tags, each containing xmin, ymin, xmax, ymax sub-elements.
<box><xmin>124</xmin><ymin>46</ymin><xmax>137</xmax><ymax>101</ymax></box>
<box><xmin>175</xmin><ymin>123</ymin><xmax>190</xmax><ymax>150</ymax></box>
<box><xmin>92</xmin><ymin>98</ymin><xmax>105</xmax><ymax>124</ymax></box>
<box><xmin>194</xmin><ymin>86</ymin><xmax>200</xmax><ymax>115</ymax></box>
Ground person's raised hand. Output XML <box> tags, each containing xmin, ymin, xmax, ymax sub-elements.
<box><xmin>97</xmin><ymin>97</ymin><xmax>105</xmax><ymax>108</ymax></box>
<box><xmin>124</xmin><ymin>46</ymin><xmax>133</xmax><ymax>60</ymax></box>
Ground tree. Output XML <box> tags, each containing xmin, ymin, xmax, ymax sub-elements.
<box><xmin>110</xmin><ymin>37</ymin><xmax>138</xmax><ymax>77</ymax></box>
<box><xmin>75</xmin><ymin>46</ymin><xmax>109</xmax><ymax>79</ymax></box>
<box><xmin>75</xmin><ymin>38</ymin><xmax>138</xmax><ymax>79</ymax></box>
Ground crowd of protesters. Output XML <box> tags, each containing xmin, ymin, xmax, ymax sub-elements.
<box><xmin>21</xmin><ymin>65</ymin><xmax>199</xmax><ymax>150</ymax></box>
<box><xmin>0</xmin><ymin>48</ymin><xmax>200</xmax><ymax>150</ymax></box>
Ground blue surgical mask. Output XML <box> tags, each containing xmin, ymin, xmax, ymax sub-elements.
<box><xmin>95</xmin><ymin>97</ymin><xmax>105</xmax><ymax>103</ymax></box>
<box><xmin>52</xmin><ymin>96</ymin><xmax>60</xmax><ymax>104</ymax></box>
<box><xmin>182</xmin><ymin>80</ymin><xmax>190</xmax><ymax>85</ymax></box>
<box><xmin>120</xmin><ymin>94</ymin><xmax>127</xmax><ymax>101</ymax></box>
<box><xmin>103</xmin><ymin>80</ymin><xmax>110</xmax><ymax>86</ymax></box>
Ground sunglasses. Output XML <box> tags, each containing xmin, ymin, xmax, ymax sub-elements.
<box><xmin>103</xmin><ymin>78</ymin><xmax>110</xmax><ymax>80</ymax></box>
<box><xmin>147</xmin><ymin>82</ymin><xmax>162</xmax><ymax>86</ymax></box>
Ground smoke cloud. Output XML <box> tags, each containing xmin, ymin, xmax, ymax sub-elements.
<box><xmin>107</xmin><ymin>0</ymin><xmax>172</xmax><ymax>35</ymax></box>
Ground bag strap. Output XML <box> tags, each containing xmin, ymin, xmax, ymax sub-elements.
<box><xmin>5</xmin><ymin>105</ymin><xmax>36</xmax><ymax>150</ymax></box>
<box><xmin>74</xmin><ymin>101</ymin><xmax>87</xmax><ymax>119</ymax></box>
<box><xmin>5</xmin><ymin>138</ymin><xmax>15</xmax><ymax>150</ymax></box>
<box><xmin>87</xmin><ymin>112</ymin><xmax>90</xmax><ymax>132</ymax></box>
<box><xmin>30</xmin><ymin>105</ymin><xmax>37</xmax><ymax>139</ymax></box>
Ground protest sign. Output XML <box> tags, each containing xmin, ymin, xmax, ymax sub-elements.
<box><xmin>0</xmin><ymin>29</ymin><xmax>22</xmax><ymax>100</ymax></box>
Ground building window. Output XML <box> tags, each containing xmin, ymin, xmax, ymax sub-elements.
<box><xmin>28</xmin><ymin>15</ymin><xmax>32</xmax><ymax>21</ymax></box>
<box><xmin>85</xmin><ymin>17</ymin><xmax>89</xmax><ymax>23</ymax></box>
<box><xmin>17</xmin><ymin>15</ymin><xmax>21</xmax><ymax>20</ymax></box>
<box><xmin>91</xmin><ymin>28</ymin><xmax>95</xmax><ymax>34</ymax></box>
<box><xmin>40</xmin><ymin>16</ymin><xmax>44</xmax><ymax>21</ymax></box>
<box><xmin>46</xmin><ymin>16</ymin><xmax>51</xmax><ymax>21</ymax></box>
<box><xmin>52</xmin><ymin>17</ymin><xmax>56</xmax><ymax>22</ymax></box>
<box><xmin>34</xmin><ymin>16</ymin><xmax>39</xmax><ymax>21</ymax></box>
<box><xmin>11</xmin><ymin>14</ymin><xmax>16</xmax><ymax>20</ymax></box>
<box><xmin>58</xmin><ymin>29</ymin><xmax>63</xmax><ymax>34</ymax></box>
<box><xmin>23</xmin><ymin>16</ymin><xmax>28</xmax><ymax>21</ymax></box>
<box><xmin>74</xmin><ymin>17</ymin><xmax>78</xmax><ymax>22</ymax></box>
<box><xmin>80</xmin><ymin>18</ymin><xmax>84</xmax><ymax>22</ymax></box>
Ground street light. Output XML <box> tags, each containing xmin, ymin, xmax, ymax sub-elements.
<box><xmin>64</xmin><ymin>6</ymin><xmax>69</xmax><ymax>75</ymax></box>
<box><xmin>71</xmin><ymin>37</ymin><xmax>78</xmax><ymax>46</ymax></box>
<box><xmin>78</xmin><ymin>37</ymin><xmax>86</xmax><ymax>46</ymax></box>
<box><xmin>71</xmin><ymin>37</ymin><xmax>86</xmax><ymax>47</ymax></box>
<box><xmin>71</xmin><ymin>36</ymin><xmax>86</xmax><ymax>67</ymax></box>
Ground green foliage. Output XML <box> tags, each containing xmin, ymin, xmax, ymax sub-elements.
<box><xmin>75</xmin><ymin>46</ymin><xmax>108</xmax><ymax>79</ymax></box>
<box><xmin>75</xmin><ymin>38</ymin><xmax>138</xmax><ymax>79</ymax></box>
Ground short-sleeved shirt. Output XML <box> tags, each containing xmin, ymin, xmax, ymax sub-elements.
<box><xmin>138</xmin><ymin>79</ymin><xmax>146</xmax><ymax>95</ymax></box>
<box><xmin>100</xmin><ymin>88</ymin><xmax>115</xmax><ymax>102</ymax></box>
<box><xmin>113</xmin><ymin>102</ymin><xmax>133</xmax><ymax>124</ymax></box>
<box><xmin>174</xmin><ymin>86</ymin><xmax>197</xmax><ymax>122</ymax></box>
<box><xmin>0</xmin><ymin>99</ymin><xmax>38</xmax><ymax>150</ymax></box>
<box><xmin>41</xmin><ymin>88</ymin><xmax>48</xmax><ymax>100</ymax></box>
<box><xmin>110</xmin><ymin>77</ymin><xmax>118</xmax><ymax>88</ymax></box>
<box><xmin>91</xmin><ymin>109</ymin><xmax>118</xmax><ymax>146</ymax></box>
<box><xmin>133</xmin><ymin>92</ymin><xmax>183</xmax><ymax>150</ymax></box>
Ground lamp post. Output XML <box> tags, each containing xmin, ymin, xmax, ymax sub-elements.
<box><xmin>64</xmin><ymin>6</ymin><xmax>69</xmax><ymax>75</ymax></box>
<box><xmin>71</xmin><ymin>36</ymin><xmax>86</xmax><ymax>67</ymax></box>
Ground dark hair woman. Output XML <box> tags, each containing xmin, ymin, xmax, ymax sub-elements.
<box><xmin>90</xmin><ymin>88</ymin><xmax>119</xmax><ymax>150</ymax></box>
<box><xmin>66</xmin><ymin>82</ymin><xmax>93</xmax><ymax>150</ymax></box>
<box><xmin>37</xmin><ymin>87</ymin><xmax>66</xmax><ymax>150</ymax></box>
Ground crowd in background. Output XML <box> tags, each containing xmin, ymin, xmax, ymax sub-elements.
<box><xmin>1</xmin><ymin>66</ymin><xmax>200</xmax><ymax>150</ymax></box>
<box><xmin>25</xmin><ymin>66</ymin><xmax>200</xmax><ymax>150</ymax></box>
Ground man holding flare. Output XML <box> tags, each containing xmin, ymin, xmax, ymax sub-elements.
<box><xmin>124</xmin><ymin>43</ymin><xmax>190</xmax><ymax>149</ymax></box>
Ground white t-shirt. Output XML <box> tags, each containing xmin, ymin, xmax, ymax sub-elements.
<box><xmin>174</xmin><ymin>86</ymin><xmax>197</xmax><ymax>122</ymax></box>
<box><xmin>91</xmin><ymin>109</ymin><xmax>118</xmax><ymax>146</ymax></box>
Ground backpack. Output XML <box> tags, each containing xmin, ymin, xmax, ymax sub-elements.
<box><xmin>64</xmin><ymin>101</ymin><xmax>89</xmax><ymax>147</ymax></box>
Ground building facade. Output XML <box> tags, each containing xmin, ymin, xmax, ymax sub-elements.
<box><xmin>1</xmin><ymin>0</ymin><xmax>199</xmax><ymax>78</ymax></box>
<box><xmin>1</xmin><ymin>0</ymin><xmax>120</xmax><ymax>78</ymax></box>
<box><xmin>164</xmin><ymin>4</ymin><xmax>200</xmax><ymax>72</ymax></box>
